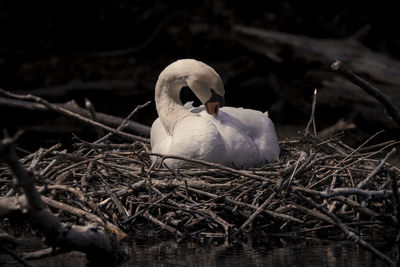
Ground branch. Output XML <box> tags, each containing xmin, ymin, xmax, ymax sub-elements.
<box><xmin>150</xmin><ymin>152</ymin><xmax>268</xmax><ymax>181</ymax></box>
<box><xmin>85</xmin><ymin>98</ymin><xmax>105</xmax><ymax>138</ymax></box>
<box><xmin>94</xmin><ymin>100</ymin><xmax>151</xmax><ymax>143</ymax></box>
<box><xmin>357</xmin><ymin>148</ymin><xmax>396</xmax><ymax>189</ymax></box>
<box><xmin>0</xmin><ymin>89</ymin><xmax>150</xmax><ymax>143</ymax></box>
<box><xmin>234</xmin><ymin>192</ymin><xmax>276</xmax><ymax>236</ymax></box>
<box><xmin>295</xmin><ymin>192</ymin><xmax>394</xmax><ymax>266</ymax></box>
<box><xmin>305</xmin><ymin>88</ymin><xmax>317</xmax><ymax>136</ymax></box>
<box><xmin>331</xmin><ymin>60</ymin><xmax>400</xmax><ymax>127</ymax></box>
<box><xmin>320</xmin><ymin>188</ymin><xmax>395</xmax><ymax>200</ymax></box>
<box><xmin>0</xmin><ymin>134</ymin><xmax>127</xmax><ymax>265</ymax></box>
<box><xmin>0</xmin><ymin>96</ymin><xmax>151</xmax><ymax>136</ymax></box>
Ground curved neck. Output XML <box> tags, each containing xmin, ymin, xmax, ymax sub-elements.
<box><xmin>155</xmin><ymin>77</ymin><xmax>192</xmax><ymax>135</ymax></box>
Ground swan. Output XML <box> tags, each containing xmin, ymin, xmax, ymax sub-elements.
<box><xmin>150</xmin><ymin>59</ymin><xmax>280</xmax><ymax>168</ymax></box>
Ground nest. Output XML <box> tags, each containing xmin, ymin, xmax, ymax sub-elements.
<box><xmin>1</xmin><ymin>131</ymin><xmax>399</xmax><ymax>248</ymax></box>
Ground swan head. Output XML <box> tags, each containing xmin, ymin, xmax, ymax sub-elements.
<box><xmin>158</xmin><ymin>59</ymin><xmax>225</xmax><ymax>115</ymax></box>
<box><xmin>183</xmin><ymin>60</ymin><xmax>225</xmax><ymax>115</ymax></box>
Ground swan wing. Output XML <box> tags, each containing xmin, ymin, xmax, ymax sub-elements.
<box><xmin>151</xmin><ymin>106</ymin><xmax>279</xmax><ymax>168</ymax></box>
<box><xmin>151</xmin><ymin>115</ymin><xmax>226</xmax><ymax>168</ymax></box>
<box><xmin>199</xmin><ymin>106</ymin><xmax>280</xmax><ymax>167</ymax></box>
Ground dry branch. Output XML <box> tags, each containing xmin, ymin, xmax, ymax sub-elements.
<box><xmin>234</xmin><ymin>25</ymin><xmax>400</xmax><ymax>86</ymax></box>
<box><xmin>296</xmin><ymin>192</ymin><xmax>394</xmax><ymax>266</ymax></box>
<box><xmin>0</xmin><ymin>96</ymin><xmax>150</xmax><ymax>136</ymax></box>
<box><xmin>0</xmin><ymin>89</ymin><xmax>150</xmax><ymax>142</ymax></box>
<box><xmin>331</xmin><ymin>60</ymin><xmax>400</xmax><ymax>127</ymax></box>
<box><xmin>0</xmin><ymin>134</ymin><xmax>127</xmax><ymax>266</ymax></box>
<box><xmin>1</xmin><ymin>125</ymin><xmax>399</xmax><ymax>265</ymax></box>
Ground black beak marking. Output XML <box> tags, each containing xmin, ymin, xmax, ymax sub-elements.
<box><xmin>206</xmin><ymin>88</ymin><xmax>225</xmax><ymax>107</ymax></box>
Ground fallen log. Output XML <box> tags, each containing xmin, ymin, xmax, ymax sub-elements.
<box><xmin>233</xmin><ymin>25</ymin><xmax>400</xmax><ymax>131</ymax></box>
<box><xmin>233</xmin><ymin>25</ymin><xmax>400</xmax><ymax>86</ymax></box>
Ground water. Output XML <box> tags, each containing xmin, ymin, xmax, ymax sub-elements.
<box><xmin>122</xmin><ymin>238</ymin><xmax>391</xmax><ymax>267</ymax></box>
<box><xmin>1</xmin><ymin>236</ymin><xmax>394</xmax><ymax>267</ymax></box>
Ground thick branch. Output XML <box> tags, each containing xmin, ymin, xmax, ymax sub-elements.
<box><xmin>0</xmin><ymin>96</ymin><xmax>151</xmax><ymax>136</ymax></box>
<box><xmin>331</xmin><ymin>60</ymin><xmax>400</xmax><ymax>127</ymax></box>
<box><xmin>0</xmin><ymin>89</ymin><xmax>150</xmax><ymax>142</ymax></box>
<box><xmin>0</xmin><ymin>134</ymin><xmax>127</xmax><ymax>265</ymax></box>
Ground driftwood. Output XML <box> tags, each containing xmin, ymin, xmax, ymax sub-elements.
<box><xmin>233</xmin><ymin>25</ymin><xmax>400</xmax><ymax>86</ymax></box>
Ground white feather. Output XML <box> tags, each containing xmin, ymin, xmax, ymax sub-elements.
<box><xmin>150</xmin><ymin>59</ymin><xmax>280</xmax><ymax>168</ymax></box>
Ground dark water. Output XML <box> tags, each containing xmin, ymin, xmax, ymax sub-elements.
<box><xmin>0</xmin><ymin>237</ymin><xmax>394</xmax><ymax>267</ymax></box>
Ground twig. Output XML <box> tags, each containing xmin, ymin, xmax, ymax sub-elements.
<box><xmin>1</xmin><ymin>120</ymin><xmax>400</xmax><ymax>264</ymax></box>
<box><xmin>318</xmin><ymin>119</ymin><xmax>356</xmax><ymax>138</ymax></box>
<box><xmin>94</xmin><ymin>101</ymin><xmax>151</xmax><ymax>143</ymax></box>
<box><xmin>184</xmin><ymin>185</ymin><xmax>302</xmax><ymax>223</ymax></box>
<box><xmin>150</xmin><ymin>153</ymin><xmax>268</xmax><ymax>182</ymax></box>
<box><xmin>331</xmin><ymin>60</ymin><xmax>400</xmax><ymax>127</ymax></box>
<box><xmin>357</xmin><ymin>148</ymin><xmax>396</xmax><ymax>189</ymax></box>
<box><xmin>296</xmin><ymin>192</ymin><xmax>394</xmax><ymax>266</ymax></box>
<box><xmin>305</xmin><ymin>88</ymin><xmax>318</xmax><ymax>136</ymax></box>
<box><xmin>85</xmin><ymin>98</ymin><xmax>105</xmax><ymax>139</ymax></box>
<box><xmin>320</xmin><ymin>187</ymin><xmax>395</xmax><ymax>200</ymax></box>
<box><xmin>331</xmin><ymin>196</ymin><xmax>398</xmax><ymax>226</ymax></box>
<box><xmin>0</xmin><ymin>89</ymin><xmax>150</xmax><ymax>143</ymax></box>
<box><xmin>142</xmin><ymin>210</ymin><xmax>182</xmax><ymax>237</ymax></box>
<box><xmin>198</xmin><ymin>209</ymin><xmax>233</xmax><ymax>235</ymax></box>
<box><xmin>234</xmin><ymin>192</ymin><xmax>276</xmax><ymax>236</ymax></box>
<box><xmin>0</xmin><ymin>133</ymin><xmax>127</xmax><ymax>265</ymax></box>
<box><xmin>309</xmin><ymin>131</ymin><xmax>386</xmax><ymax>188</ymax></box>
<box><xmin>105</xmin><ymin>186</ymin><xmax>129</xmax><ymax>220</ymax></box>
<box><xmin>286</xmin><ymin>203</ymin><xmax>335</xmax><ymax>224</ymax></box>
<box><xmin>0</xmin><ymin>96</ymin><xmax>150</xmax><ymax>136</ymax></box>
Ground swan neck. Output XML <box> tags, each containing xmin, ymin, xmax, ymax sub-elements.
<box><xmin>155</xmin><ymin>78</ymin><xmax>191</xmax><ymax>135</ymax></box>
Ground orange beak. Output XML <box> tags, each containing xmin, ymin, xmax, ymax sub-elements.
<box><xmin>206</xmin><ymin>101</ymin><xmax>220</xmax><ymax>115</ymax></box>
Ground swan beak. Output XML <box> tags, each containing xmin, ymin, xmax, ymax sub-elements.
<box><xmin>206</xmin><ymin>101</ymin><xmax>220</xmax><ymax>115</ymax></box>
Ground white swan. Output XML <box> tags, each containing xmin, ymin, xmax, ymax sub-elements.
<box><xmin>150</xmin><ymin>59</ymin><xmax>280</xmax><ymax>168</ymax></box>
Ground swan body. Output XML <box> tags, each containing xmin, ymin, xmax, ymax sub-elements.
<box><xmin>150</xmin><ymin>59</ymin><xmax>280</xmax><ymax>168</ymax></box>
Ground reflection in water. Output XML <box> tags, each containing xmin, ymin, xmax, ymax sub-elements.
<box><xmin>0</xmin><ymin>237</ymin><xmax>393</xmax><ymax>266</ymax></box>
<box><xmin>123</xmin><ymin>238</ymin><xmax>392</xmax><ymax>267</ymax></box>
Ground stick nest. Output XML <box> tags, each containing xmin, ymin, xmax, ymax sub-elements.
<box><xmin>1</xmin><ymin>133</ymin><xmax>399</xmax><ymax>243</ymax></box>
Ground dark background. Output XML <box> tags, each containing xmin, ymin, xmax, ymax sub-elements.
<box><xmin>0</xmin><ymin>0</ymin><xmax>399</xmax><ymax>152</ymax></box>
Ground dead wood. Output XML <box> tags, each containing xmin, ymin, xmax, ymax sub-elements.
<box><xmin>296</xmin><ymin>192</ymin><xmax>394</xmax><ymax>266</ymax></box>
<box><xmin>233</xmin><ymin>26</ymin><xmax>400</xmax><ymax>131</ymax></box>
<box><xmin>0</xmin><ymin>88</ymin><xmax>150</xmax><ymax>143</ymax></box>
<box><xmin>1</xmin><ymin>113</ymin><xmax>400</xmax><ymax>265</ymax></box>
<box><xmin>233</xmin><ymin>25</ymin><xmax>400</xmax><ymax>87</ymax></box>
<box><xmin>332</xmin><ymin>60</ymin><xmax>400</xmax><ymax>127</ymax></box>
<box><xmin>0</xmin><ymin>95</ymin><xmax>151</xmax><ymax>136</ymax></box>
<box><xmin>0</xmin><ymin>133</ymin><xmax>127</xmax><ymax>266</ymax></box>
